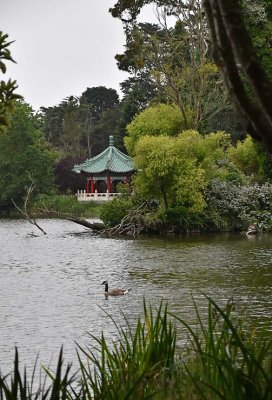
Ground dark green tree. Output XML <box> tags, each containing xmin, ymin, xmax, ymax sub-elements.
<box><xmin>40</xmin><ymin>88</ymin><xmax>121</xmax><ymax>158</ymax></box>
<box><xmin>91</xmin><ymin>107</ymin><xmax>121</xmax><ymax>154</ymax></box>
<box><xmin>0</xmin><ymin>100</ymin><xmax>56</xmax><ymax>207</ymax></box>
<box><xmin>39</xmin><ymin>99</ymin><xmax>74</xmax><ymax>150</ymax></box>
<box><xmin>0</xmin><ymin>31</ymin><xmax>22</xmax><ymax>131</ymax></box>
<box><xmin>40</xmin><ymin>96</ymin><xmax>87</xmax><ymax>156</ymax></box>
<box><xmin>55</xmin><ymin>155</ymin><xmax>86</xmax><ymax>194</ymax></box>
<box><xmin>79</xmin><ymin>87</ymin><xmax>121</xmax><ymax>155</ymax></box>
<box><xmin>80</xmin><ymin>86</ymin><xmax>119</xmax><ymax>120</ymax></box>
<box><xmin>243</xmin><ymin>0</ymin><xmax>272</xmax><ymax>79</ymax></box>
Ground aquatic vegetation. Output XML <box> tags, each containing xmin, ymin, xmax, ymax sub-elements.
<box><xmin>1</xmin><ymin>298</ymin><xmax>272</xmax><ymax>399</ymax></box>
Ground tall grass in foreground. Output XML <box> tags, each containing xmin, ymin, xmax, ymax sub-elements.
<box><xmin>1</xmin><ymin>298</ymin><xmax>272</xmax><ymax>399</ymax></box>
<box><xmin>77</xmin><ymin>302</ymin><xmax>176</xmax><ymax>400</ymax></box>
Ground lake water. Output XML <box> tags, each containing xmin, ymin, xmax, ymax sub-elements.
<box><xmin>0</xmin><ymin>218</ymin><xmax>272</xmax><ymax>375</ymax></box>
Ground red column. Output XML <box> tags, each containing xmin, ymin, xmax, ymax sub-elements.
<box><xmin>86</xmin><ymin>179</ymin><xmax>89</xmax><ymax>193</ymax></box>
<box><xmin>107</xmin><ymin>175</ymin><xmax>111</xmax><ymax>192</ymax></box>
<box><xmin>90</xmin><ymin>176</ymin><xmax>95</xmax><ymax>193</ymax></box>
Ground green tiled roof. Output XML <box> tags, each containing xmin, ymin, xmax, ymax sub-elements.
<box><xmin>73</xmin><ymin>136</ymin><xmax>134</xmax><ymax>174</ymax></box>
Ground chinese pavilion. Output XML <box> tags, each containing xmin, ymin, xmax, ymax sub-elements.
<box><xmin>72</xmin><ymin>136</ymin><xmax>135</xmax><ymax>201</ymax></box>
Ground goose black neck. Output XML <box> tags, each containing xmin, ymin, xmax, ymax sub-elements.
<box><xmin>104</xmin><ymin>283</ymin><xmax>108</xmax><ymax>292</ymax></box>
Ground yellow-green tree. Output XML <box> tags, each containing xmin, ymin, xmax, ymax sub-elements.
<box><xmin>227</xmin><ymin>136</ymin><xmax>271</xmax><ymax>181</ymax></box>
<box><xmin>125</xmin><ymin>103</ymin><xmax>190</xmax><ymax>155</ymax></box>
<box><xmin>134</xmin><ymin>135</ymin><xmax>178</xmax><ymax>210</ymax></box>
<box><xmin>133</xmin><ymin>130</ymin><xmax>245</xmax><ymax>213</ymax></box>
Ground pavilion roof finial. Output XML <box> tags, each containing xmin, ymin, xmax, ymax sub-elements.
<box><xmin>109</xmin><ymin>135</ymin><xmax>114</xmax><ymax>146</ymax></box>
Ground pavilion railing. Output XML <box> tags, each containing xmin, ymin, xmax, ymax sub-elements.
<box><xmin>76</xmin><ymin>190</ymin><xmax>121</xmax><ymax>202</ymax></box>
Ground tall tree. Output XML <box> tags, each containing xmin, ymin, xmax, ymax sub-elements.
<box><xmin>79</xmin><ymin>87</ymin><xmax>121</xmax><ymax>155</ymax></box>
<box><xmin>110</xmin><ymin>0</ymin><xmax>230</xmax><ymax>130</ymax></box>
<box><xmin>80</xmin><ymin>86</ymin><xmax>119</xmax><ymax>120</ymax></box>
<box><xmin>59</xmin><ymin>96</ymin><xmax>83</xmax><ymax>156</ymax></box>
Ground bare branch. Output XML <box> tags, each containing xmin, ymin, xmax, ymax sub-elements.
<box><xmin>12</xmin><ymin>172</ymin><xmax>47</xmax><ymax>235</ymax></box>
<box><xmin>102</xmin><ymin>201</ymin><xmax>153</xmax><ymax>236</ymax></box>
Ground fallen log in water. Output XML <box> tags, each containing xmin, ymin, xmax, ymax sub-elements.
<box><xmin>64</xmin><ymin>216</ymin><xmax>105</xmax><ymax>232</ymax></box>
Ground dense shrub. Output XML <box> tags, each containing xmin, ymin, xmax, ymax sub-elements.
<box><xmin>165</xmin><ymin>205</ymin><xmax>205</xmax><ymax>232</ymax></box>
<box><xmin>100</xmin><ymin>196</ymin><xmax>134</xmax><ymax>226</ymax></box>
<box><xmin>205</xmin><ymin>180</ymin><xmax>272</xmax><ymax>230</ymax></box>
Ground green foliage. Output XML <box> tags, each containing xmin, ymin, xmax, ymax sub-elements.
<box><xmin>176</xmin><ymin>130</ymin><xmax>246</xmax><ymax>183</ymax></box>
<box><xmin>125</xmin><ymin>103</ymin><xmax>190</xmax><ymax>155</ymax></box>
<box><xmin>205</xmin><ymin>180</ymin><xmax>272</xmax><ymax>231</ymax></box>
<box><xmin>100</xmin><ymin>196</ymin><xmax>134</xmax><ymax>226</ymax></box>
<box><xmin>116</xmin><ymin>74</ymin><xmax>158</xmax><ymax>147</ymax></box>
<box><xmin>111</xmin><ymin>2</ymin><xmax>231</xmax><ymax>131</ymax></box>
<box><xmin>172</xmin><ymin>296</ymin><xmax>272</xmax><ymax>400</ymax></box>
<box><xmin>80</xmin><ymin>86</ymin><xmax>119</xmax><ymax>120</ymax></box>
<box><xmin>92</xmin><ymin>107</ymin><xmax>121</xmax><ymax>153</ymax></box>
<box><xmin>134</xmin><ymin>135</ymin><xmax>178</xmax><ymax>210</ymax></box>
<box><xmin>175</xmin><ymin>160</ymin><xmax>206</xmax><ymax>213</ymax></box>
<box><xmin>228</xmin><ymin>135</ymin><xmax>271</xmax><ymax>181</ymax></box>
<box><xmin>243</xmin><ymin>0</ymin><xmax>272</xmax><ymax>78</ymax></box>
<box><xmin>61</xmin><ymin>99</ymin><xmax>83</xmax><ymax>156</ymax></box>
<box><xmin>124</xmin><ymin>126</ymin><xmax>272</xmax><ymax>231</ymax></box>
<box><xmin>0</xmin><ymin>100</ymin><xmax>56</xmax><ymax>205</ymax></box>
<box><xmin>0</xmin><ymin>31</ymin><xmax>22</xmax><ymax>131</ymax></box>
<box><xmin>77</xmin><ymin>301</ymin><xmax>176</xmax><ymax>399</ymax></box>
<box><xmin>165</xmin><ymin>205</ymin><xmax>199</xmax><ymax>232</ymax></box>
<box><xmin>0</xmin><ymin>347</ymin><xmax>77</xmax><ymax>399</ymax></box>
<box><xmin>0</xmin><ymin>31</ymin><xmax>16</xmax><ymax>73</ymax></box>
<box><xmin>133</xmin><ymin>130</ymin><xmax>246</xmax><ymax>216</ymax></box>
<box><xmin>40</xmin><ymin>87</ymin><xmax>121</xmax><ymax>166</ymax></box>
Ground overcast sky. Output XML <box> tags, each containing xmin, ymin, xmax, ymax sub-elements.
<box><xmin>1</xmin><ymin>0</ymin><xmax>154</xmax><ymax>110</ymax></box>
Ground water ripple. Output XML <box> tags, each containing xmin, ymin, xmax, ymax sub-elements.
<box><xmin>0</xmin><ymin>220</ymin><xmax>272</xmax><ymax>374</ymax></box>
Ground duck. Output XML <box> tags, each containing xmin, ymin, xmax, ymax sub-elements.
<box><xmin>101</xmin><ymin>280</ymin><xmax>129</xmax><ymax>296</ymax></box>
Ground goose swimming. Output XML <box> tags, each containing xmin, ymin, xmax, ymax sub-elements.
<box><xmin>101</xmin><ymin>280</ymin><xmax>129</xmax><ymax>296</ymax></box>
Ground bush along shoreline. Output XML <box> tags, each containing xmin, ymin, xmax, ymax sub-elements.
<box><xmin>99</xmin><ymin>180</ymin><xmax>272</xmax><ymax>236</ymax></box>
<box><xmin>1</xmin><ymin>297</ymin><xmax>272</xmax><ymax>399</ymax></box>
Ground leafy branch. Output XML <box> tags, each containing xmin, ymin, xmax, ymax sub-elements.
<box><xmin>0</xmin><ymin>31</ymin><xmax>22</xmax><ymax>130</ymax></box>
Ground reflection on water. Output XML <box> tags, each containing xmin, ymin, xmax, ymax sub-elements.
<box><xmin>0</xmin><ymin>219</ymin><xmax>272</xmax><ymax>373</ymax></box>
